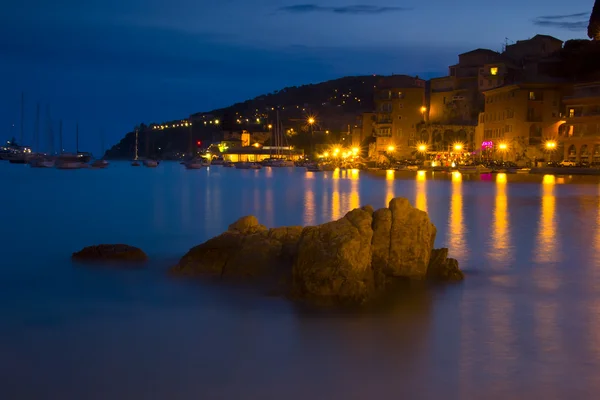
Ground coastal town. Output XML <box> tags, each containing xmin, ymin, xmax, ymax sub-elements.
<box><xmin>129</xmin><ymin>32</ymin><xmax>600</xmax><ymax>172</ymax></box>
<box><xmin>3</xmin><ymin>3</ymin><xmax>600</xmax><ymax>174</ymax></box>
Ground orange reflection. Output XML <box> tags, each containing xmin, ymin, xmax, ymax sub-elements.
<box><xmin>265</xmin><ymin>167</ymin><xmax>273</xmax><ymax>178</ymax></box>
<box><xmin>349</xmin><ymin>178</ymin><xmax>360</xmax><ymax>211</ymax></box>
<box><xmin>385</xmin><ymin>170</ymin><xmax>395</xmax><ymax>206</ymax></box>
<box><xmin>448</xmin><ymin>172</ymin><xmax>466</xmax><ymax>260</ymax></box>
<box><xmin>349</xmin><ymin>168</ymin><xmax>359</xmax><ymax>180</ymax></box>
<box><xmin>535</xmin><ymin>175</ymin><xmax>558</xmax><ymax>264</ymax></box>
<box><xmin>491</xmin><ymin>173</ymin><xmax>510</xmax><ymax>263</ymax></box>
<box><xmin>304</xmin><ymin>185</ymin><xmax>316</xmax><ymax>226</ymax></box>
<box><xmin>332</xmin><ymin>168</ymin><xmax>340</xmax><ymax>180</ymax></box>
<box><xmin>332</xmin><ymin>174</ymin><xmax>341</xmax><ymax>220</ymax></box>
<box><xmin>415</xmin><ymin>171</ymin><xmax>427</xmax><ymax>212</ymax></box>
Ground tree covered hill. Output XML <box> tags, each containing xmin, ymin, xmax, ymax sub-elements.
<box><xmin>105</xmin><ymin>75</ymin><xmax>404</xmax><ymax>159</ymax></box>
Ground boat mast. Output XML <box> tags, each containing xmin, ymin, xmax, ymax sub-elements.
<box><xmin>276</xmin><ymin>110</ymin><xmax>280</xmax><ymax>158</ymax></box>
<box><xmin>100</xmin><ymin>129</ymin><xmax>105</xmax><ymax>159</ymax></box>
<box><xmin>134</xmin><ymin>129</ymin><xmax>139</xmax><ymax>160</ymax></box>
<box><xmin>34</xmin><ymin>103</ymin><xmax>40</xmax><ymax>153</ymax></box>
<box><xmin>46</xmin><ymin>105</ymin><xmax>54</xmax><ymax>154</ymax></box>
<box><xmin>59</xmin><ymin>119</ymin><xmax>63</xmax><ymax>154</ymax></box>
<box><xmin>20</xmin><ymin>92</ymin><xmax>24</xmax><ymax>145</ymax></box>
<box><xmin>76</xmin><ymin>122</ymin><xmax>79</xmax><ymax>154</ymax></box>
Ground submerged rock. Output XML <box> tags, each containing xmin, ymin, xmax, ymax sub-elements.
<box><xmin>72</xmin><ymin>244</ymin><xmax>148</xmax><ymax>263</ymax></box>
<box><xmin>171</xmin><ymin>197</ymin><xmax>464</xmax><ymax>306</ymax></box>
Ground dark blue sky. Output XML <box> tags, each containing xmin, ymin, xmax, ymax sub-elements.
<box><xmin>0</xmin><ymin>0</ymin><xmax>592</xmax><ymax>154</ymax></box>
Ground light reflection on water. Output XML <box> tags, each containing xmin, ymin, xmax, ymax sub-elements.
<box><xmin>2</xmin><ymin>162</ymin><xmax>600</xmax><ymax>398</ymax></box>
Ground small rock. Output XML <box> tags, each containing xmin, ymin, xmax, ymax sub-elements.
<box><xmin>72</xmin><ymin>244</ymin><xmax>148</xmax><ymax>263</ymax></box>
<box><xmin>228</xmin><ymin>215</ymin><xmax>267</xmax><ymax>235</ymax></box>
<box><xmin>426</xmin><ymin>248</ymin><xmax>464</xmax><ymax>281</ymax></box>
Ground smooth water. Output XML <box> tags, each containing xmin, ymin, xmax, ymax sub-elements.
<box><xmin>2</xmin><ymin>162</ymin><xmax>600</xmax><ymax>399</ymax></box>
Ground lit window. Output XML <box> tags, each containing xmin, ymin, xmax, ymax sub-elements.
<box><xmin>529</xmin><ymin>92</ymin><xmax>536</xmax><ymax>100</ymax></box>
<box><xmin>490</xmin><ymin>67</ymin><xmax>498</xmax><ymax>75</ymax></box>
<box><xmin>569</xmin><ymin>109</ymin><xmax>574</xmax><ymax>118</ymax></box>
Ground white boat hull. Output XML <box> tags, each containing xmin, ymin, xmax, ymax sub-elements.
<box><xmin>143</xmin><ymin>160</ymin><xmax>158</xmax><ymax>168</ymax></box>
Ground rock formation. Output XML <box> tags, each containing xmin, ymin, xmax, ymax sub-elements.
<box><xmin>72</xmin><ymin>244</ymin><xmax>148</xmax><ymax>263</ymax></box>
<box><xmin>171</xmin><ymin>197</ymin><xmax>463</xmax><ymax>306</ymax></box>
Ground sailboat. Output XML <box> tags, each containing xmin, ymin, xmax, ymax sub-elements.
<box><xmin>266</xmin><ymin>110</ymin><xmax>294</xmax><ymax>167</ymax></box>
<box><xmin>7</xmin><ymin>93</ymin><xmax>33</xmax><ymax>164</ymax></box>
<box><xmin>56</xmin><ymin>122</ymin><xmax>91</xmax><ymax>168</ymax></box>
<box><xmin>131</xmin><ymin>129</ymin><xmax>140</xmax><ymax>166</ymax></box>
<box><xmin>91</xmin><ymin>129</ymin><xmax>109</xmax><ymax>168</ymax></box>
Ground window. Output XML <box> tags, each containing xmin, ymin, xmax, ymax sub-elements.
<box><xmin>377</xmin><ymin>128</ymin><xmax>391</xmax><ymax>137</ymax></box>
<box><xmin>490</xmin><ymin>67</ymin><xmax>498</xmax><ymax>75</ymax></box>
<box><xmin>398</xmin><ymin>115</ymin><xmax>402</xmax><ymax>120</ymax></box>
<box><xmin>397</xmin><ymin>128</ymin><xmax>403</xmax><ymax>136</ymax></box>
<box><xmin>443</xmin><ymin>97</ymin><xmax>446</xmax><ymax>104</ymax></box>
<box><xmin>398</xmin><ymin>92</ymin><xmax>404</xmax><ymax>99</ymax></box>
<box><xmin>529</xmin><ymin>91</ymin><xmax>536</xmax><ymax>100</ymax></box>
<box><xmin>488</xmin><ymin>79</ymin><xmax>492</xmax><ymax>85</ymax></box>
<box><xmin>398</xmin><ymin>104</ymin><xmax>403</xmax><ymax>108</ymax></box>
<box><xmin>380</xmin><ymin>103</ymin><xmax>392</xmax><ymax>112</ymax></box>
<box><xmin>569</xmin><ymin>109</ymin><xmax>574</xmax><ymax>118</ymax></box>
<box><xmin>480</xmin><ymin>80</ymin><xmax>483</xmax><ymax>86</ymax></box>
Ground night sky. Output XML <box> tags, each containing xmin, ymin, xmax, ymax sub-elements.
<box><xmin>0</xmin><ymin>1</ymin><xmax>593</xmax><ymax>154</ymax></box>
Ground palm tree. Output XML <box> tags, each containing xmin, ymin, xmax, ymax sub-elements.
<box><xmin>589</xmin><ymin>0</ymin><xmax>600</xmax><ymax>40</ymax></box>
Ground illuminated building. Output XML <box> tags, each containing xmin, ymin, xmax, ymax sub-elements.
<box><xmin>371</xmin><ymin>75</ymin><xmax>427</xmax><ymax>158</ymax></box>
<box><xmin>561</xmin><ymin>81</ymin><xmax>600</xmax><ymax>163</ymax></box>
<box><xmin>479</xmin><ymin>82</ymin><xmax>569</xmax><ymax>161</ymax></box>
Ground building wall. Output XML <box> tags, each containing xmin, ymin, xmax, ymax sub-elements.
<box><xmin>562</xmin><ymin>82</ymin><xmax>600</xmax><ymax>162</ymax></box>
<box><xmin>373</xmin><ymin>86</ymin><xmax>426</xmax><ymax>157</ymax></box>
<box><xmin>504</xmin><ymin>35</ymin><xmax>563</xmax><ymax>63</ymax></box>
<box><xmin>360</xmin><ymin>112</ymin><xmax>375</xmax><ymax>145</ymax></box>
<box><xmin>482</xmin><ymin>85</ymin><xmax>565</xmax><ymax>160</ymax></box>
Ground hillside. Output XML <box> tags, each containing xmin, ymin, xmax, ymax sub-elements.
<box><xmin>104</xmin><ymin>75</ymin><xmax>396</xmax><ymax>159</ymax></box>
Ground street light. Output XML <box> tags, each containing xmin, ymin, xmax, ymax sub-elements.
<box><xmin>387</xmin><ymin>145</ymin><xmax>395</xmax><ymax>152</ymax></box>
<box><xmin>453</xmin><ymin>143</ymin><xmax>463</xmax><ymax>151</ymax></box>
<box><xmin>307</xmin><ymin>116</ymin><xmax>316</xmax><ymax>156</ymax></box>
<box><xmin>545</xmin><ymin>140</ymin><xmax>557</xmax><ymax>162</ymax></box>
<box><xmin>351</xmin><ymin>147</ymin><xmax>359</xmax><ymax>155</ymax></box>
<box><xmin>498</xmin><ymin>142</ymin><xmax>508</xmax><ymax>161</ymax></box>
<box><xmin>420</xmin><ymin>106</ymin><xmax>427</xmax><ymax>113</ymax></box>
<box><xmin>417</xmin><ymin>144</ymin><xmax>427</xmax><ymax>152</ymax></box>
<box><xmin>308</xmin><ymin>117</ymin><xmax>315</xmax><ymax>125</ymax></box>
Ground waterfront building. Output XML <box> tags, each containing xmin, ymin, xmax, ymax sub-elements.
<box><xmin>561</xmin><ymin>81</ymin><xmax>600</xmax><ymax>163</ymax></box>
<box><xmin>370</xmin><ymin>75</ymin><xmax>426</xmax><ymax>158</ymax></box>
<box><xmin>479</xmin><ymin>81</ymin><xmax>569</xmax><ymax>161</ymax></box>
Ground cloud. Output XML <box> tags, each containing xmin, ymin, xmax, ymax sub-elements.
<box><xmin>532</xmin><ymin>12</ymin><xmax>589</xmax><ymax>31</ymax></box>
<box><xmin>278</xmin><ymin>4</ymin><xmax>411</xmax><ymax>14</ymax></box>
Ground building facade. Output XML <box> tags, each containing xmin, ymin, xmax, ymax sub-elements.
<box><xmin>371</xmin><ymin>76</ymin><xmax>427</xmax><ymax>158</ymax></box>
<box><xmin>480</xmin><ymin>83</ymin><xmax>568</xmax><ymax>161</ymax></box>
<box><xmin>562</xmin><ymin>81</ymin><xmax>600</xmax><ymax>163</ymax></box>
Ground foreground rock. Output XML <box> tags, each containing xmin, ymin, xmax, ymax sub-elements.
<box><xmin>171</xmin><ymin>197</ymin><xmax>464</xmax><ymax>306</ymax></box>
<box><xmin>72</xmin><ymin>244</ymin><xmax>148</xmax><ymax>263</ymax></box>
<box><xmin>173</xmin><ymin>216</ymin><xmax>302</xmax><ymax>280</ymax></box>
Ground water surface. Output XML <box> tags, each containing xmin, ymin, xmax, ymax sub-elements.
<box><xmin>1</xmin><ymin>162</ymin><xmax>600</xmax><ymax>399</ymax></box>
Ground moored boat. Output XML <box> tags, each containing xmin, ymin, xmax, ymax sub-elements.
<box><xmin>91</xmin><ymin>159</ymin><xmax>109</xmax><ymax>168</ymax></box>
<box><xmin>143</xmin><ymin>159</ymin><xmax>159</xmax><ymax>168</ymax></box>
<box><xmin>457</xmin><ymin>165</ymin><xmax>492</xmax><ymax>174</ymax></box>
<box><xmin>185</xmin><ymin>158</ymin><xmax>209</xmax><ymax>169</ymax></box>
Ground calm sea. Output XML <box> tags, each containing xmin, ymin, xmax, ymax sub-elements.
<box><xmin>2</xmin><ymin>162</ymin><xmax>600</xmax><ymax>399</ymax></box>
